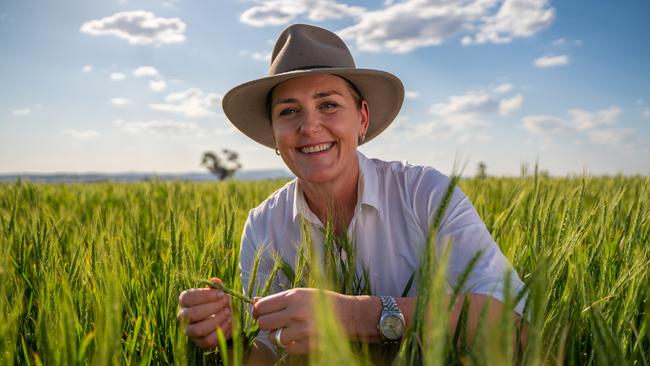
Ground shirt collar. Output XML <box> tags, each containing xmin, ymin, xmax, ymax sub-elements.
<box><xmin>291</xmin><ymin>151</ymin><xmax>382</xmax><ymax>225</ymax></box>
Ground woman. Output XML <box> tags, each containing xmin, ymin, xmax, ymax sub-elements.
<box><xmin>178</xmin><ymin>24</ymin><xmax>526</xmax><ymax>363</ymax></box>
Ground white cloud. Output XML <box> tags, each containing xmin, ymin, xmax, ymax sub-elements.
<box><xmin>588</xmin><ymin>128</ymin><xmax>633</xmax><ymax>145</ymax></box>
<box><xmin>149</xmin><ymin>79</ymin><xmax>167</xmax><ymax>92</ymax></box>
<box><xmin>534</xmin><ymin>54</ymin><xmax>569</xmax><ymax>68</ymax></box>
<box><xmin>431</xmin><ymin>91</ymin><xmax>499</xmax><ymax>116</ymax></box>
<box><xmin>332</xmin><ymin>0</ymin><xmax>554</xmax><ymax>53</ymax></box>
<box><xmin>405</xmin><ymin>90</ymin><xmax>420</xmax><ymax>99</ymax></box>
<box><xmin>113</xmin><ymin>119</ymin><xmax>204</xmax><ymax>135</ymax></box>
<box><xmin>522</xmin><ymin>106</ymin><xmax>633</xmax><ymax>148</ymax></box>
<box><xmin>499</xmin><ymin>93</ymin><xmax>523</xmax><ymax>115</ymax></box>
<box><xmin>62</xmin><ymin>129</ymin><xmax>100</xmax><ymax>139</ymax></box>
<box><xmin>149</xmin><ymin>88</ymin><xmax>220</xmax><ymax>118</ymax></box>
<box><xmin>12</xmin><ymin>108</ymin><xmax>31</xmax><ymax>116</ymax></box>
<box><xmin>522</xmin><ymin>115</ymin><xmax>571</xmax><ymax>135</ymax></box>
<box><xmin>80</xmin><ymin>11</ymin><xmax>186</xmax><ymax>46</ymax></box>
<box><xmin>110</xmin><ymin>72</ymin><xmax>126</xmax><ymax>81</ymax></box>
<box><xmin>82</xmin><ymin>65</ymin><xmax>93</xmax><ymax>73</ymax></box>
<box><xmin>553</xmin><ymin>38</ymin><xmax>582</xmax><ymax>46</ymax></box>
<box><xmin>240</xmin><ymin>0</ymin><xmax>365</xmax><ymax>27</ymax></box>
<box><xmin>133</xmin><ymin>66</ymin><xmax>160</xmax><ymax>77</ymax></box>
<box><xmin>493</xmin><ymin>83</ymin><xmax>513</xmax><ymax>94</ymax></box>
<box><xmin>252</xmin><ymin>51</ymin><xmax>271</xmax><ymax>62</ymax></box>
<box><xmin>111</xmin><ymin>97</ymin><xmax>130</xmax><ymax>106</ymax></box>
<box><xmin>568</xmin><ymin>106</ymin><xmax>620</xmax><ymax>131</ymax></box>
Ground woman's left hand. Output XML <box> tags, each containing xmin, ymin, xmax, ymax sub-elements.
<box><xmin>252</xmin><ymin>288</ymin><xmax>346</xmax><ymax>354</ymax></box>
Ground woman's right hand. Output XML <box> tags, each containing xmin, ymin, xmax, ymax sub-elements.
<box><xmin>177</xmin><ymin>277</ymin><xmax>233</xmax><ymax>349</ymax></box>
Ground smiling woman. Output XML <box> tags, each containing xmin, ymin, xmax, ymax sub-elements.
<box><xmin>177</xmin><ymin>23</ymin><xmax>527</xmax><ymax>365</ymax></box>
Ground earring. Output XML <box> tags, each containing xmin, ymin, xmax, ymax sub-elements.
<box><xmin>275</xmin><ymin>148</ymin><xmax>280</xmax><ymax>156</ymax></box>
<box><xmin>359</xmin><ymin>133</ymin><xmax>366</xmax><ymax>144</ymax></box>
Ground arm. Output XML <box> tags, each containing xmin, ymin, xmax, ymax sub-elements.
<box><xmin>339</xmin><ymin>294</ymin><xmax>525</xmax><ymax>345</ymax></box>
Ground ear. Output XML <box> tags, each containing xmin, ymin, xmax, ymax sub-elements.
<box><xmin>359</xmin><ymin>100</ymin><xmax>369</xmax><ymax>135</ymax></box>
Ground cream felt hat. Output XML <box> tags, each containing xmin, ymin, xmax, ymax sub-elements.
<box><xmin>222</xmin><ymin>24</ymin><xmax>404</xmax><ymax>149</ymax></box>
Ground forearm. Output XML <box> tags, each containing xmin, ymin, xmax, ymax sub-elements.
<box><xmin>338</xmin><ymin>294</ymin><xmax>523</xmax><ymax>344</ymax></box>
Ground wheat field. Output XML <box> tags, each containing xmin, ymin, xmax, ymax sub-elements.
<box><xmin>0</xmin><ymin>174</ymin><xmax>648</xmax><ymax>365</ymax></box>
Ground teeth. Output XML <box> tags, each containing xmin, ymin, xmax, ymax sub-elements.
<box><xmin>300</xmin><ymin>143</ymin><xmax>333</xmax><ymax>154</ymax></box>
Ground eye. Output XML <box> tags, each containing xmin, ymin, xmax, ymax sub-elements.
<box><xmin>320</xmin><ymin>101</ymin><xmax>338</xmax><ymax>111</ymax></box>
<box><xmin>278</xmin><ymin>107</ymin><xmax>299</xmax><ymax>117</ymax></box>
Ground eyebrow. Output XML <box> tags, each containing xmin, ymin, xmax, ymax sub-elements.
<box><xmin>271</xmin><ymin>90</ymin><xmax>344</xmax><ymax>108</ymax></box>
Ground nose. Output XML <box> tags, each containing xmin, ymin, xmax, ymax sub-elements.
<box><xmin>298</xmin><ymin>109</ymin><xmax>321</xmax><ymax>136</ymax></box>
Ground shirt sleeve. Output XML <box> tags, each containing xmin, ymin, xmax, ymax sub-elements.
<box><xmin>239</xmin><ymin>210</ymin><xmax>278</xmax><ymax>356</ymax></box>
<box><xmin>411</xmin><ymin>168</ymin><xmax>526</xmax><ymax>315</ymax></box>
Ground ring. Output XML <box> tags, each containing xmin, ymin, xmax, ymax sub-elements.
<box><xmin>274</xmin><ymin>328</ymin><xmax>285</xmax><ymax>349</ymax></box>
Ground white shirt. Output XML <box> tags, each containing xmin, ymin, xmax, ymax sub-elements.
<box><xmin>240</xmin><ymin>152</ymin><xmax>525</xmax><ymax>350</ymax></box>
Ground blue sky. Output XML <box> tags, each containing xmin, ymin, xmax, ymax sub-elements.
<box><xmin>1</xmin><ymin>0</ymin><xmax>649</xmax><ymax>176</ymax></box>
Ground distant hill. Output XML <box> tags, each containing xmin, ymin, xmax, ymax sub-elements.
<box><xmin>0</xmin><ymin>169</ymin><xmax>293</xmax><ymax>183</ymax></box>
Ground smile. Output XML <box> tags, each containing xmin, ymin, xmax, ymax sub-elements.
<box><xmin>298</xmin><ymin>142</ymin><xmax>335</xmax><ymax>154</ymax></box>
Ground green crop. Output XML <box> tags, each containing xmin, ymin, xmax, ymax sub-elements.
<box><xmin>0</xmin><ymin>174</ymin><xmax>648</xmax><ymax>365</ymax></box>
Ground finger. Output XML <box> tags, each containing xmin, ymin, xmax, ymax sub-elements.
<box><xmin>179</xmin><ymin>287</ymin><xmax>226</xmax><ymax>307</ymax></box>
<box><xmin>192</xmin><ymin>317</ymin><xmax>233</xmax><ymax>350</ymax></box>
<box><xmin>256</xmin><ymin>309</ymin><xmax>290</xmax><ymax>331</ymax></box>
<box><xmin>277</xmin><ymin>322</ymin><xmax>309</xmax><ymax>346</ymax></box>
<box><xmin>252</xmin><ymin>291</ymin><xmax>290</xmax><ymax>318</ymax></box>
<box><xmin>178</xmin><ymin>296</ymin><xmax>230</xmax><ymax>323</ymax></box>
<box><xmin>184</xmin><ymin>308</ymin><xmax>231</xmax><ymax>338</ymax></box>
<box><xmin>284</xmin><ymin>339</ymin><xmax>310</xmax><ymax>355</ymax></box>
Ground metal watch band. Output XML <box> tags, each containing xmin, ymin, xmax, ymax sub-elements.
<box><xmin>380</xmin><ymin>296</ymin><xmax>399</xmax><ymax>313</ymax></box>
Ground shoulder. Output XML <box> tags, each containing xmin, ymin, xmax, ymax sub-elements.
<box><xmin>364</xmin><ymin>155</ymin><xmax>452</xmax><ymax>194</ymax></box>
<box><xmin>246</xmin><ymin>179</ymin><xmax>296</xmax><ymax>225</ymax></box>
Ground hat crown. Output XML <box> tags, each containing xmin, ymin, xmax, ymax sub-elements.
<box><xmin>268</xmin><ymin>24</ymin><xmax>356</xmax><ymax>76</ymax></box>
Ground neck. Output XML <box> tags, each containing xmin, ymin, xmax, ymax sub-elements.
<box><xmin>299</xmin><ymin>162</ymin><xmax>360</xmax><ymax>236</ymax></box>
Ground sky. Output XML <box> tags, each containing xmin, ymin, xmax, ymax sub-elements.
<box><xmin>1</xmin><ymin>0</ymin><xmax>649</xmax><ymax>176</ymax></box>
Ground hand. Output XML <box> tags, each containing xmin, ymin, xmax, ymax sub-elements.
<box><xmin>177</xmin><ymin>277</ymin><xmax>233</xmax><ymax>349</ymax></box>
<box><xmin>252</xmin><ymin>288</ymin><xmax>345</xmax><ymax>355</ymax></box>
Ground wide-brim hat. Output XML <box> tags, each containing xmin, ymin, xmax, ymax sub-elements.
<box><xmin>222</xmin><ymin>23</ymin><xmax>404</xmax><ymax>149</ymax></box>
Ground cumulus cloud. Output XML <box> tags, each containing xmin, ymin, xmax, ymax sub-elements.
<box><xmin>522</xmin><ymin>115</ymin><xmax>571</xmax><ymax>135</ymax></box>
<box><xmin>62</xmin><ymin>129</ymin><xmax>100</xmax><ymax>139</ymax></box>
<box><xmin>149</xmin><ymin>79</ymin><xmax>167</xmax><ymax>92</ymax></box>
<box><xmin>534</xmin><ymin>54</ymin><xmax>569</xmax><ymax>68</ymax></box>
<box><xmin>149</xmin><ymin>88</ymin><xmax>220</xmax><ymax>118</ymax></box>
<box><xmin>133</xmin><ymin>66</ymin><xmax>160</xmax><ymax>77</ymax></box>
<box><xmin>110</xmin><ymin>72</ymin><xmax>126</xmax><ymax>81</ymax></box>
<box><xmin>522</xmin><ymin>105</ymin><xmax>633</xmax><ymax>147</ymax></box>
<box><xmin>588</xmin><ymin>128</ymin><xmax>633</xmax><ymax>146</ymax></box>
<box><xmin>405</xmin><ymin>90</ymin><xmax>420</xmax><ymax>99</ymax></box>
<box><xmin>493</xmin><ymin>83</ymin><xmax>513</xmax><ymax>94</ymax></box>
<box><xmin>462</xmin><ymin>0</ymin><xmax>555</xmax><ymax>45</ymax></box>
<box><xmin>240</xmin><ymin>0</ymin><xmax>365</xmax><ymax>27</ymax></box>
<box><xmin>82</xmin><ymin>65</ymin><xmax>93</xmax><ymax>73</ymax></box>
<box><xmin>569</xmin><ymin>106</ymin><xmax>620</xmax><ymax>131</ymax></box>
<box><xmin>12</xmin><ymin>108</ymin><xmax>31</xmax><ymax>116</ymax></box>
<box><xmin>499</xmin><ymin>94</ymin><xmax>524</xmax><ymax>115</ymax></box>
<box><xmin>80</xmin><ymin>11</ymin><xmax>186</xmax><ymax>46</ymax></box>
<box><xmin>335</xmin><ymin>0</ymin><xmax>555</xmax><ymax>53</ymax></box>
<box><xmin>111</xmin><ymin>97</ymin><xmax>130</xmax><ymax>106</ymax></box>
<box><xmin>113</xmin><ymin>119</ymin><xmax>204</xmax><ymax>135</ymax></box>
<box><xmin>431</xmin><ymin>87</ymin><xmax>522</xmax><ymax>117</ymax></box>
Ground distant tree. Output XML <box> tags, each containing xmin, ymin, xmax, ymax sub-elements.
<box><xmin>477</xmin><ymin>161</ymin><xmax>488</xmax><ymax>179</ymax></box>
<box><xmin>201</xmin><ymin>149</ymin><xmax>242</xmax><ymax>180</ymax></box>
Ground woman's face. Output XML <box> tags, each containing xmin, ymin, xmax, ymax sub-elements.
<box><xmin>270</xmin><ymin>74</ymin><xmax>369</xmax><ymax>186</ymax></box>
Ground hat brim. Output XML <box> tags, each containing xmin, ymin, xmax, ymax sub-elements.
<box><xmin>221</xmin><ymin>68</ymin><xmax>404</xmax><ymax>149</ymax></box>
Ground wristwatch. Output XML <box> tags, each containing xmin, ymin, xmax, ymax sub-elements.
<box><xmin>377</xmin><ymin>296</ymin><xmax>405</xmax><ymax>343</ymax></box>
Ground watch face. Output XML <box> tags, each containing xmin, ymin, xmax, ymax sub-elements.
<box><xmin>381</xmin><ymin>314</ymin><xmax>404</xmax><ymax>340</ymax></box>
